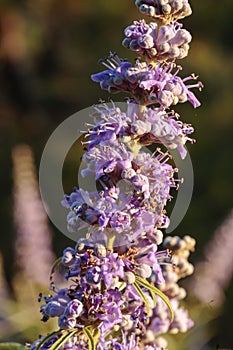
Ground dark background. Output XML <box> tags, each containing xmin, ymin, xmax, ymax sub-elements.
<box><xmin>0</xmin><ymin>0</ymin><xmax>232</xmax><ymax>348</ymax></box>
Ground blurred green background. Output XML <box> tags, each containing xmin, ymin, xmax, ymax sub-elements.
<box><xmin>0</xmin><ymin>0</ymin><xmax>232</xmax><ymax>349</ymax></box>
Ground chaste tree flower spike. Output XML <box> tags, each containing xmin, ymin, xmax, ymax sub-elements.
<box><xmin>28</xmin><ymin>0</ymin><xmax>201</xmax><ymax>349</ymax></box>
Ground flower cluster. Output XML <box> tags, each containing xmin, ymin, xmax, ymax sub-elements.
<box><xmin>136</xmin><ymin>235</ymin><xmax>196</xmax><ymax>347</ymax></box>
<box><xmin>36</xmin><ymin>239</ymin><xmax>170</xmax><ymax>347</ymax></box>
<box><xmin>62</xmin><ymin>114</ymin><xmax>178</xmax><ymax>243</ymax></box>
<box><xmin>123</xmin><ymin>20</ymin><xmax>192</xmax><ymax>61</ymax></box>
<box><xmin>81</xmin><ymin>103</ymin><xmax>194</xmax><ymax>159</ymax></box>
<box><xmin>29</xmin><ymin>0</ymin><xmax>201</xmax><ymax>349</ymax></box>
<box><xmin>92</xmin><ymin>57</ymin><xmax>202</xmax><ymax>108</ymax></box>
<box><xmin>135</xmin><ymin>0</ymin><xmax>192</xmax><ymax>23</ymax></box>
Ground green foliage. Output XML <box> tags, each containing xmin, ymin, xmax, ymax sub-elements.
<box><xmin>135</xmin><ymin>276</ymin><xmax>174</xmax><ymax>322</ymax></box>
<box><xmin>133</xmin><ymin>281</ymin><xmax>151</xmax><ymax>315</ymax></box>
<box><xmin>35</xmin><ymin>330</ymin><xmax>62</xmax><ymax>350</ymax></box>
<box><xmin>83</xmin><ymin>327</ymin><xmax>100</xmax><ymax>350</ymax></box>
<box><xmin>48</xmin><ymin>330</ymin><xmax>78</xmax><ymax>350</ymax></box>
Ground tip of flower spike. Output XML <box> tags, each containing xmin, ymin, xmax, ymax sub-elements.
<box><xmin>135</xmin><ymin>0</ymin><xmax>192</xmax><ymax>24</ymax></box>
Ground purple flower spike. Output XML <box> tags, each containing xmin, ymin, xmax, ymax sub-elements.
<box><xmin>30</xmin><ymin>0</ymin><xmax>201</xmax><ymax>348</ymax></box>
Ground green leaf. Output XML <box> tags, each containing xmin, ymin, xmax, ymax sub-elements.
<box><xmin>150</xmin><ymin>286</ymin><xmax>157</xmax><ymax>307</ymax></box>
<box><xmin>133</xmin><ymin>281</ymin><xmax>151</xmax><ymax>315</ymax></box>
<box><xmin>135</xmin><ymin>275</ymin><xmax>174</xmax><ymax>322</ymax></box>
<box><xmin>83</xmin><ymin>327</ymin><xmax>96</xmax><ymax>350</ymax></box>
<box><xmin>49</xmin><ymin>330</ymin><xmax>78</xmax><ymax>350</ymax></box>
<box><xmin>0</xmin><ymin>343</ymin><xmax>28</xmax><ymax>350</ymax></box>
<box><xmin>35</xmin><ymin>330</ymin><xmax>62</xmax><ymax>350</ymax></box>
<box><xmin>92</xmin><ymin>328</ymin><xmax>100</xmax><ymax>347</ymax></box>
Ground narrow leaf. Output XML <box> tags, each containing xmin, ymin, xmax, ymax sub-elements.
<box><xmin>135</xmin><ymin>275</ymin><xmax>174</xmax><ymax>322</ymax></box>
<box><xmin>133</xmin><ymin>282</ymin><xmax>151</xmax><ymax>315</ymax></box>
<box><xmin>92</xmin><ymin>328</ymin><xmax>100</xmax><ymax>347</ymax></box>
<box><xmin>49</xmin><ymin>330</ymin><xmax>78</xmax><ymax>350</ymax></box>
<box><xmin>35</xmin><ymin>330</ymin><xmax>62</xmax><ymax>350</ymax></box>
<box><xmin>151</xmin><ymin>287</ymin><xmax>157</xmax><ymax>307</ymax></box>
<box><xmin>0</xmin><ymin>343</ymin><xmax>27</xmax><ymax>350</ymax></box>
<box><xmin>83</xmin><ymin>327</ymin><xmax>95</xmax><ymax>350</ymax></box>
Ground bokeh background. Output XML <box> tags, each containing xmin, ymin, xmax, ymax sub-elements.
<box><xmin>0</xmin><ymin>0</ymin><xmax>233</xmax><ymax>349</ymax></box>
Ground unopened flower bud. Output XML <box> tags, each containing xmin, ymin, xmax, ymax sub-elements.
<box><xmin>169</xmin><ymin>46</ymin><xmax>180</xmax><ymax>58</ymax></box>
<box><xmin>44</xmin><ymin>301</ymin><xmax>65</xmax><ymax>317</ymax></box>
<box><xmin>138</xmin><ymin>34</ymin><xmax>154</xmax><ymax>49</ymax></box>
<box><xmin>86</xmin><ymin>266</ymin><xmax>101</xmax><ymax>284</ymax></box>
<box><xmin>177</xmin><ymin>287</ymin><xmax>187</xmax><ymax>299</ymax></box>
<box><xmin>159</xmin><ymin>42</ymin><xmax>170</xmax><ymax>54</ymax></box>
<box><xmin>153</xmin><ymin>229</ymin><xmax>163</xmax><ymax>245</ymax></box>
<box><xmin>178</xmin><ymin>93</ymin><xmax>188</xmax><ymax>103</ymax></box>
<box><xmin>156</xmin><ymin>336</ymin><xmax>168</xmax><ymax>348</ymax></box>
<box><xmin>158</xmin><ymin>26</ymin><xmax>174</xmax><ymax>42</ymax></box>
<box><xmin>158</xmin><ymin>90</ymin><xmax>174</xmax><ymax>108</ymax></box>
<box><xmin>64</xmin><ymin>299</ymin><xmax>83</xmax><ymax>318</ymax></box>
<box><xmin>62</xmin><ymin>247</ymin><xmax>76</xmax><ymax>266</ymax></box>
<box><xmin>75</xmin><ymin>239</ymin><xmax>86</xmax><ymax>252</ymax></box>
<box><xmin>149</xmin><ymin>47</ymin><xmax>157</xmax><ymax>56</ymax></box>
<box><xmin>140</xmin><ymin>4</ymin><xmax>156</xmax><ymax>17</ymax></box>
<box><xmin>183</xmin><ymin>3</ymin><xmax>192</xmax><ymax>17</ymax></box>
<box><xmin>173</xmin><ymin>95</ymin><xmax>179</xmax><ymax>105</ymax></box>
<box><xmin>122</xmin><ymin>37</ymin><xmax>131</xmax><ymax>49</ymax></box>
<box><xmin>169</xmin><ymin>327</ymin><xmax>179</xmax><ymax>334</ymax></box>
<box><xmin>95</xmin><ymin>243</ymin><xmax>107</xmax><ymax>257</ymax></box>
<box><xmin>172</xmin><ymin>0</ymin><xmax>183</xmax><ymax>11</ymax></box>
<box><xmin>137</xmin><ymin>263</ymin><xmax>152</xmax><ymax>278</ymax></box>
<box><xmin>162</xmin><ymin>4</ymin><xmax>172</xmax><ymax>14</ymax></box>
<box><xmin>160</xmin><ymin>0</ymin><xmax>169</xmax><ymax>6</ymax></box>
<box><xmin>123</xmin><ymin>271</ymin><xmax>136</xmax><ymax>284</ymax></box>
<box><xmin>183</xmin><ymin>235</ymin><xmax>196</xmax><ymax>251</ymax></box>
<box><xmin>130</xmin><ymin>39</ymin><xmax>140</xmax><ymax>51</ymax></box>
<box><xmin>145</xmin><ymin>330</ymin><xmax>155</xmax><ymax>342</ymax></box>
